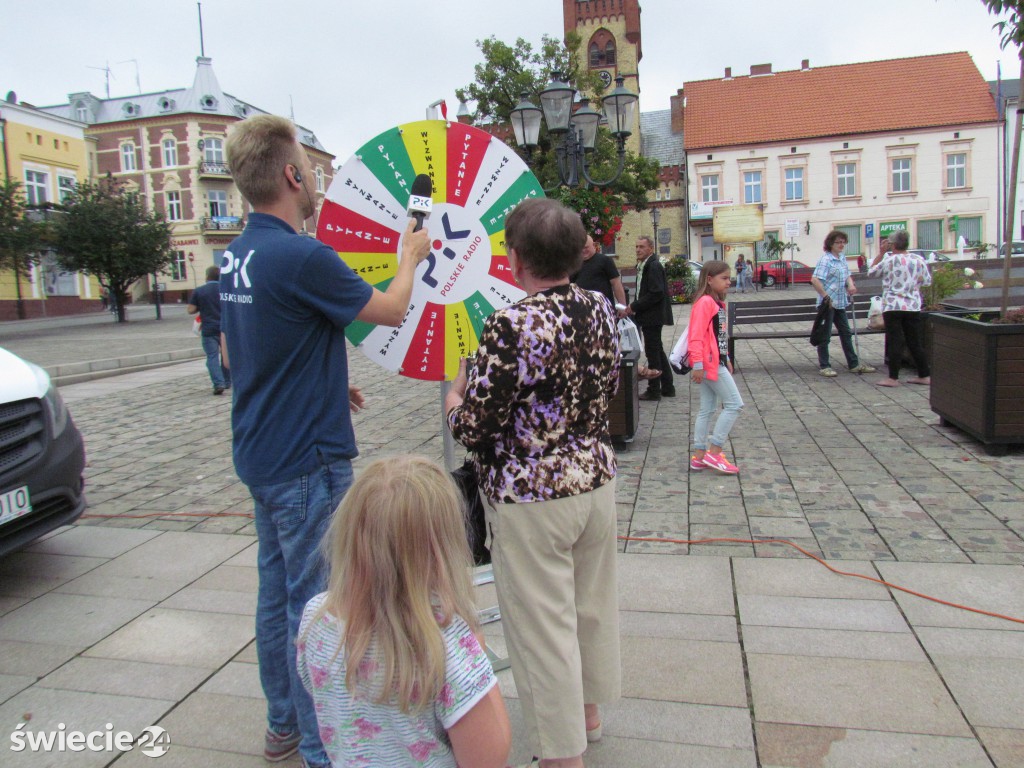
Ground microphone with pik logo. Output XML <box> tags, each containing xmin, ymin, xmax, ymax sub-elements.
<box><xmin>407</xmin><ymin>174</ymin><xmax>433</xmax><ymax>233</ymax></box>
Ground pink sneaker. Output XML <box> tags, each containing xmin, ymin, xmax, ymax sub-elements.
<box><xmin>689</xmin><ymin>456</ymin><xmax>705</xmax><ymax>471</ymax></box>
<box><xmin>702</xmin><ymin>452</ymin><xmax>739</xmax><ymax>475</ymax></box>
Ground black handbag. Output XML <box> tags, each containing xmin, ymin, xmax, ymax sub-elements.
<box><xmin>809</xmin><ymin>298</ymin><xmax>831</xmax><ymax>346</ymax></box>
<box><xmin>450</xmin><ymin>459</ymin><xmax>490</xmax><ymax>566</ymax></box>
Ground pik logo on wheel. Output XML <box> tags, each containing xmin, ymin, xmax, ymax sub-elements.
<box><xmin>318</xmin><ymin>119</ymin><xmax>544</xmax><ymax>381</ymax></box>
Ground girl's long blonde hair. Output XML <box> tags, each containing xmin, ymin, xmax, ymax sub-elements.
<box><xmin>695</xmin><ymin>260</ymin><xmax>731</xmax><ymax>301</ymax></box>
<box><xmin>318</xmin><ymin>455</ymin><xmax>479</xmax><ymax>713</ymax></box>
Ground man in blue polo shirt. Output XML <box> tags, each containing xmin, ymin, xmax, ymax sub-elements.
<box><xmin>220</xmin><ymin>115</ymin><xmax>430</xmax><ymax>768</ymax></box>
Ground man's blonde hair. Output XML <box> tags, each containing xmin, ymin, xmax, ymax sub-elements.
<box><xmin>314</xmin><ymin>455</ymin><xmax>478</xmax><ymax>714</ymax></box>
<box><xmin>226</xmin><ymin>114</ymin><xmax>303</xmax><ymax>207</ymax></box>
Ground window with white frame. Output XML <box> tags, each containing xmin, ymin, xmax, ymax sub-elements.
<box><xmin>169</xmin><ymin>251</ymin><xmax>188</xmax><ymax>282</ymax></box>
<box><xmin>664</xmin><ymin>188</ymin><xmax>671</xmax><ymax>200</ymax></box>
<box><xmin>892</xmin><ymin>157</ymin><xmax>912</xmax><ymax>193</ymax></box>
<box><xmin>166</xmin><ymin>191</ymin><xmax>182</xmax><ymax>221</ymax></box>
<box><xmin>315</xmin><ymin>167</ymin><xmax>324</xmax><ymax>193</ymax></box>
<box><xmin>208</xmin><ymin>190</ymin><xmax>228</xmax><ymax>217</ymax></box>
<box><xmin>162</xmin><ymin>138</ymin><xmax>178</xmax><ymax>167</ymax></box>
<box><xmin>836</xmin><ymin>163</ymin><xmax>856</xmax><ymax>197</ymax></box>
<box><xmin>946</xmin><ymin>153</ymin><xmax>967</xmax><ymax>189</ymax></box>
<box><xmin>743</xmin><ymin>171</ymin><xmax>762</xmax><ymax>203</ymax></box>
<box><xmin>204</xmin><ymin>138</ymin><xmax>224</xmax><ymax>164</ymax></box>
<box><xmin>834</xmin><ymin>224</ymin><xmax>861</xmax><ymax>255</ymax></box>
<box><xmin>121</xmin><ymin>143</ymin><xmax>137</xmax><ymax>171</ymax></box>
<box><xmin>701</xmin><ymin>174</ymin><xmax>720</xmax><ymax>203</ymax></box>
<box><xmin>784</xmin><ymin>167</ymin><xmax>804</xmax><ymax>201</ymax></box>
<box><xmin>57</xmin><ymin>174</ymin><xmax>76</xmax><ymax>203</ymax></box>
<box><xmin>655</xmin><ymin>189</ymin><xmax>662</xmax><ymax>201</ymax></box>
<box><xmin>24</xmin><ymin>169</ymin><xmax>48</xmax><ymax>205</ymax></box>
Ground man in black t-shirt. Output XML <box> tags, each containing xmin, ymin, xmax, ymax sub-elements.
<box><xmin>571</xmin><ymin>235</ymin><xmax>626</xmax><ymax>307</ymax></box>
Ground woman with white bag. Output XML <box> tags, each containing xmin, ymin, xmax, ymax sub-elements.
<box><xmin>868</xmin><ymin>230</ymin><xmax>932</xmax><ymax>387</ymax></box>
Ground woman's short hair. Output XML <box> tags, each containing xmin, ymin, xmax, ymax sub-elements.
<box><xmin>889</xmin><ymin>230</ymin><xmax>909</xmax><ymax>250</ymax></box>
<box><xmin>504</xmin><ymin>198</ymin><xmax>586</xmax><ymax>280</ymax></box>
<box><xmin>226</xmin><ymin>115</ymin><xmax>303</xmax><ymax>207</ymax></box>
<box><xmin>824</xmin><ymin>230</ymin><xmax>849</xmax><ymax>252</ymax></box>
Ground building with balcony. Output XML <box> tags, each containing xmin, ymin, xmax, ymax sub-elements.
<box><xmin>681</xmin><ymin>53</ymin><xmax>1000</xmax><ymax>270</ymax></box>
<box><xmin>0</xmin><ymin>96</ymin><xmax>100</xmax><ymax>320</ymax></box>
<box><xmin>41</xmin><ymin>57</ymin><xmax>335</xmax><ymax>303</ymax></box>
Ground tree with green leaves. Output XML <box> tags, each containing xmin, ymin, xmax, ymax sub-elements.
<box><xmin>456</xmin><ymin>34</ymin><xmax>660</xmax><ymax>228</ymax></box>
<box><xmin>981</xmin><ymin>0</ymin><xmax>1024</xmax><ymax>317</ymax></box>
<box><xmin>52</xmin><ymin>177</ymin><xmax>173</xmax><ymax>322</ymax></box>
<box><xmin>0</xmin><ymin>177</ymin><xmax>45</xmax><ymax>319</ymax></box>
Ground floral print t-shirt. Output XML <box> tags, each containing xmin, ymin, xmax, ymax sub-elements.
<box><xmin>297</xmin><ymin>593</ymin><xmax>497</xmax><ymax>767</ymax></box>
<box><xmin>448</xmin><ymin>282</ymin><xmax>620</xmax><ymax>504</ymax></box>
<box><xmin>868</xmin><ymin>251</ymin><xmax>932</xmax><ymax>312</ymax></box>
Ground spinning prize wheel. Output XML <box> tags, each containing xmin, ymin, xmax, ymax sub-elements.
<box><xmin>317</xmin><ymin>120</ymin><xmax>542</xmax><ymax>381</ymax></box>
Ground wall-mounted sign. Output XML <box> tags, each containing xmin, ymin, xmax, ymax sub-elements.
<box><xmin>879</xmin><ymin>221</ymin><xmax>907</xmax><ymax>239</ymax></box>
<box><xmin>690</xmin><ymin>199</ymin><xmax>733</xmax><ymax>221</ymax></box>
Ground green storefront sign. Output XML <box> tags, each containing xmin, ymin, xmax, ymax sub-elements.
<box><xmin>879</xmin><ymin>221</ymin><xmax>908</xmax><ymax>239</ymax></box>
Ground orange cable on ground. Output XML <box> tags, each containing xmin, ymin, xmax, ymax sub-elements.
<box><xmin>619</xmin><ymin>535</ymin><xmax>1024</xmax><ymax>625</ymax></box>
<box><xmin>71</xmin><ymin>515</ymin><xmax>1022</xmax><ymax>625</ymax></box>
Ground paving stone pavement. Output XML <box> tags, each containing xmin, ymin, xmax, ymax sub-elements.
<box><xmin>0</xmin><ymin>288</ymin><xmax>1022</xmax><ymax>766</ymax></box>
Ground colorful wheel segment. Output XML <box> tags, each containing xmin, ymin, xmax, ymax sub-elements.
<box><xmin>317</xmin><ymin>120</ymin><xmax>542</xmax><ymax>381</ymax></box>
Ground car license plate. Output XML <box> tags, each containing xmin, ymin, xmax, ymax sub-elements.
<box><xmin>0</xmin><ymin>486</ymin><xmax>32</xmax><ymax>527</ymax></box>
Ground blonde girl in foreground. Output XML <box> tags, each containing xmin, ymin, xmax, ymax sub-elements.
<box><xmin>297</xmin><ymin>455</ymin><xmax>511</xmax><ymax>768</ymax></box>
<box><xmin>687</xmin><ymin>261</ymin><xmax>744</xmax><ymax>475</ymax></box>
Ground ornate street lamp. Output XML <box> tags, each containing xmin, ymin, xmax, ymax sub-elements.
<box><xmin>509</xmin><ymin>72</ymin><xmax>638</xmax><ymax>190</ymax></box>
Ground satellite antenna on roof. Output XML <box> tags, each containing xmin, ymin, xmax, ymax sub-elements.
<box><xmin>88</xmin><ymin>62</ymin><xmax>114</xmax><ymax>98</ymax></box>
<box><xmin>118</xmin><ymin>59</ymin><xmax>142</xmax><ymax>95</ymax></box>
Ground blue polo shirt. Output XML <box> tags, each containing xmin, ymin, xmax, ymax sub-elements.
<box><xmin>220</xmin><ymin>213</ymin><xmax>373</xmax><ymax>486</ymax></box>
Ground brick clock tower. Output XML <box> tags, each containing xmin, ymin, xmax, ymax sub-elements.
<box><xmin>563</xmin><ymin>0</ymin><xmax>643</xmax><ymax>155</ymax></box>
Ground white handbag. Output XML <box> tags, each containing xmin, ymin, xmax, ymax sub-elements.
<box><xmin>617</xmin><ymin>317</ymin><xmax>642</xmax><ymax>354</ymax></box>
<box><xmin>867</xmin><ymin>296</ymin><xmax>884</xmax><ymax>330</ymax></box>
<box><xmin>669</xmin><ymin>325</ymin><xmax>692</xmax><ymax>374</ymax></box>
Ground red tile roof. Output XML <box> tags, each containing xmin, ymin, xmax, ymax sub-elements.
<box><xmin>683</xmin><ymin>53</ymin><xmax>998</xmax><ymax>151</ymax></box>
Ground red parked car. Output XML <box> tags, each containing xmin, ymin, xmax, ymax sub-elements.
<box><xmin>757</xmin><ymin>260</ymin><xmax>815</xmax><ymax>286</ymax></box>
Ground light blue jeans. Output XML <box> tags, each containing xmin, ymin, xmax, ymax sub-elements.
<box><xmin>201</xmin><ymin>334</ymin><xmax>231</xmax><ymax>389</ymax></box>
<box><xmin>692</xmin><ymin>365</ymin><xmax>744</xmax><ymax>451</ymax></box>
<box><xmin>249</xmin><ymin>457</ymin><xmax>353</xmax><ymax>768</ymax></box>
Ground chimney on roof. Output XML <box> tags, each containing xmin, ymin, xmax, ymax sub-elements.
<box><xmin>750</xmin><ymin>63</ymin><xmax>772</xmax><ymax>76</ymax></box>
<box><xmin>801</xmin><ymin>59</ymin><xmax>810</xmax><ymax>71</ymax></box>
<box><xmin>724</xmin><ymin>67</ymin><xmax>732</xmax><ymax>79</ymax></box>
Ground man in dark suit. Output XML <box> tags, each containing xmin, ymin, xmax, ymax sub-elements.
<box><xmin>623</xmin><ymin>236</ymin><xmax>674</xmax><ymax>400</ymax></box>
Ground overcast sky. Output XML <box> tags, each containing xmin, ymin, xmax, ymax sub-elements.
<box><xmin>1</xmin><ymin>0</ymin><xmax>1014</xmax><ymax>164</ymax></box>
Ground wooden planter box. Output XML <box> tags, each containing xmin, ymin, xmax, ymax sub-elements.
<box><xmin>929</xmin><ymin>314</ymin><xmax>1024</xmax><ymax>455</ymax></box>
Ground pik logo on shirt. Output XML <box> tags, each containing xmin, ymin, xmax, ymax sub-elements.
<box><xmin>221</xmin><ymin>249</ymin><xmax>253</xmax><ymax>289</ymax></box>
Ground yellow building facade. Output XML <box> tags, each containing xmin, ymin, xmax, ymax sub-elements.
<box><xmin>1</xmin><ymin>98</ymin><xmax>100</xmax><ymax>319</ymax></box>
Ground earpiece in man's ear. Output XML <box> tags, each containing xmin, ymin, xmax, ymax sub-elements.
<box><xmin>293</xmin><ymin>170</ymin><xmax>302</xmax><ymax>183</ymax></box>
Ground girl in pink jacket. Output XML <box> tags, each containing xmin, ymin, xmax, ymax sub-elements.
<box><xmin>687</xmin><ymin>261</ymin><xmax>744</xmax><ymax>474</ymax></box>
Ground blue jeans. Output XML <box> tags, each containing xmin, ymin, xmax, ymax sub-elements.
<box><xmin>249</xmin><ymin>457</ymin><xmax>353</xmax><ymax>768</ymax></box>
<box><xmin>201</xmin><ymin>334</ymin><xmax>231</xmax><ymax>388</ymax></box>
<box><xmin>815</xmin><ymin>305</ymin><xmax>860</xmax><ymax>369</ymax></box>
<box><xmin>692</xmin><ymin>365</ymin><xmax>744</xmax><ymax>450</ymax></box>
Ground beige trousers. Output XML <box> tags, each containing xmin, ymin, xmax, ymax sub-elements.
<box><xmin>484</xmin><ymin>480</ymin><xmax>621</xmax><ymax>759</ymax></box>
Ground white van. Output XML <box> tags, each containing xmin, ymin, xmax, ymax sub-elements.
<box><xmin>0</xmin><ymin>347</ymin><xmax>86</xmax><ymax>556</ymax></box>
